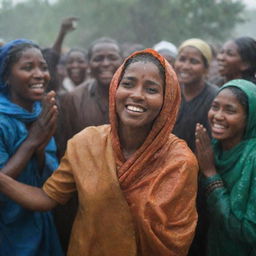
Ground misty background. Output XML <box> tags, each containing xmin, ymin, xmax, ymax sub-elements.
<box><xmin>0</xmin><ymin>0</ymin><xmax>255</xmax><ymax>50</ymax></box>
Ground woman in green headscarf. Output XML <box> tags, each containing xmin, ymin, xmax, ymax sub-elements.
<box><xmin>195</xmin><ymin>79</ymin><xmax>256</xmax><ymax>256</ymax></box>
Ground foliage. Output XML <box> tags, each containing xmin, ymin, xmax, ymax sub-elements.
<box><xmin>0</xmin><ymin>0</ymin><xmax>245</xmax><ymax>49</ymax></box>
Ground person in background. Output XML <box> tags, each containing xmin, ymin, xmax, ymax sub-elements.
<box><xmin>42</xmin><ymin>16</ymin><xmax>79</xmax><ymax>93</ymax></box>
<box><xmin>212</xmin><ymin>36</ymin><xmax>256</xmax><ymax>86</ymax></box>
<box><xmin>54</xmin><ymin>37</ymin><xmax>123</xmax><ymax>252</ymax></box>
<box><xmin>0</xmin><ymin>39</ymin><xmax>63</xmax><ymax>255</ymax></box>
<box><xmin>121</xmin><ymin>42</ymin><xmax>145</xmax><ymax>58</ymax></box>
<box><xmin>153</xmin><ymin>40</ymin><xmax>178</xmax><ymax>67</ymax></box>
<box><xmin>173</xmin><ymin>38</ymin><xmax>218</xmax><ymax>256</ymax></box>
<box><xmin>0</xmin><ymin>48</ymin><xmax>198</xmax><ymax>256</ymax></box>
<box><xmin>60</xmin><ymin>48</ymin><xmax>89</xmax><ymax>93</ymax></box>
<box><xmin>173</xmin><ymin>38</ymin><xmax>218</xmax><ymax>152</ymax></box>
<box><xmin>196</xmin><ymin>79</ymin><xmax>256</xmax><ymax>256</ymax></box>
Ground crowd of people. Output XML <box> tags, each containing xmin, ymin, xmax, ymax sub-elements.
<box><xmin>0</xmin><ymin>17</ymin><xmax>256</xmax><ymax>256</ymax></box>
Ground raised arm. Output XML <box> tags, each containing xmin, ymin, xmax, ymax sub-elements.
<box><xmin>0</xmin><ymin>171</ymin><xmax>57</xmax><ymax>211</ymax></box>
<box><xmin>52</xmin><ymin>17</ymin><xmax>78</xmax><ymax>55</ymax></box>
<box><xmin>195</xmin><ymin>123</ymin><xmax>256</xmax><ymax>246</ymax></box>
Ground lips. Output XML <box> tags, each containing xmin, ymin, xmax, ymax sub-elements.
<box><xmin>29</xmin><ymin>83</ymin><xmax>45</xmax><ymax>94</ymax></box>
<box><xmin>126</xmin><ymin>105</ymin><xmax>146</xmax><ymax>113</ymax></box>
<box><xmin>211</xmin><ymin>122</ymin><xmax>227</xmax><ymax>134</ymax></box>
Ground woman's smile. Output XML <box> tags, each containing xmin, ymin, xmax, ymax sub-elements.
<box><xmin>116</xmin><ymin>61</ymin><xmax>164</xmax><ymax>132</ymax></box>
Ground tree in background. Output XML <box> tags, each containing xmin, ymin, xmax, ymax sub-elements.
<box><xmin>0</xmin><ymin>0</ymin><xmax>245</xmax><ymax>49</ymax></box>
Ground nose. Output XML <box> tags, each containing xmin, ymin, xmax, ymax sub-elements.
<box><xmin>33</xmin><ymin>67</ymin><xmax>44</xmax><ymax>80</ymax></box>
<box><xmin>217</xmin><ymin>52</ymin><xmax>225</xmax><ymax>62</ymax></box>
<box><xmin>130</xmin><ymin>86</ymin><xmax>144</xmax><ymax>101</ymax></box>
<box><xmin>213</xmin><ymin>109</ymin><xmax>224</xmax><ymax>120</ymax></box>
<box><xmin>102</xmin><ymin>57</ymin><xmax>111</xmax><ymax>66</ymax></box>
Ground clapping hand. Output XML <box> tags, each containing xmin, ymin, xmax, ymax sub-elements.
<box><xmin>195</xmin><ymin>123</ymin><xmax>217</xmax><ymax>177</ymax></box>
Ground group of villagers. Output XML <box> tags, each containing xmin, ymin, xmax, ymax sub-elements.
<box><xmin>0</xmin><ymin>32</ymin><xmax>256</xmax><ymax>256</ymax></box>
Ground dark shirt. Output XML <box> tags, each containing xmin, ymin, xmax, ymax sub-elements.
<box><xmin>173</xmin><ymin>82</ymin><xmax>218</xmax><ymax>152</ymax></box>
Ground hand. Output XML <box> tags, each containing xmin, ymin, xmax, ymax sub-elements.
<box><xmin>27</xmin><ymin>91</ymin><xmax>58</xmax><ymax>151</ymax></box>
<box><xmin>60</xmin><ymin>17</ymin><xmax>79</xmax><ymax>34</ymax></box>
<box><xmin>195</xmin><ymin>123</ymin><xmax>217</xmax><ymax>177</ymax></box>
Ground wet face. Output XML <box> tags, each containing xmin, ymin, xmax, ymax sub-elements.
<box><xmin>116</xmin><ymin>61</ymin><xmax>164</xmax><ymax>133</ymax></box>
<box><xmin>66</xmin><ymin>50</ymin><xmax>88</xmax><ymax>85</ymax></box>
<box><xmin>174</xmin><ymin>46</ymin><xmax>207</xmax><ymax>86</ymax></box>
<box><xmin>208</xmin><ymin>88</ymin><xmax>247</xmax><ymax>150</ymax></box>
<box><xmin>217</xmin><ymin>40</ymin><xmax>248</xmax><ymax>80</ymax></box>
<box><xmin>7</xmin><ymin>47</ymin><xmax>50</xmax><ymax>111</ymax></box>
<box><xmin>89</xmin><ymin>42</ymin><xmax>122</xmax><ymax>87</ymax></box>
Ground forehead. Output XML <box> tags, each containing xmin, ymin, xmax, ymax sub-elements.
<box><xmin>68</xmin><ymin>50</ymin><xmax>86</xmax><ymax>58</ymax></box>
<box><xmin>16</xmin><ymin>47</ymin><xmax>44</xmax><ymax>62</ymax></box>
<box><xmin>215</xmin><ymin>88</ymin><xmax>241</xmax><ymax>105</ymax></box>
<box><xmin>91</xmin><ymin>42</ymin><xmax>120</xmax><ymax>56</ymax></box>
<box><xmin>179</xmin><ymin>46</ymin><xmax>203</xmax><ymax>59</ymax></box>
<box><xmin>124</xmin><ymin>61</ymin><xmax>163</xmax><ymax>81</ymax></box>
<box><xmin>222</xmin><ymin>40</ymin><xmax>238</xmax><ymax>51</ymax></box>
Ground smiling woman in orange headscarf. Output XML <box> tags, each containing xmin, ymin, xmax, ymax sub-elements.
<box><xmin>0</xmin><ymin>49</ymin><xmax>198</xmax><ymax>256</ymax></box>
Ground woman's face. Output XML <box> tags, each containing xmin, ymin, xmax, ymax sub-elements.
<box><xmin>208</xmin><ymin>88</ymin><xmax>247</xmax><ymax>150</ymax></box>
<box><xmin>66</xmin><ymin>51</ymin><xmax>88</xmax><ymax>85</ymax></box>
<box><xmin>116</xmin><ymin>61</ymin><xmax>164</xmax><ymax>132</ymax></box>
<box><xmin>174</xmin><ymin>46</ymin><xmax>207</xmax><ymax>86</ymax></box>
<box><xmin>7</xmin><ymin>47</ymin><xmax>50</xmax><ymax>111</ymax></box>
<box><xmin>217</xmin><ymin>40</ymin><xmax>248</xmax><ymax>80</ymax></box>
<box><xmin>89</xmin><ymin>42</ymin><xmax>122</xmax><ymax>88</ymax></box>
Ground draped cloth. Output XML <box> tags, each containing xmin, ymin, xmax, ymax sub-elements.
<box><xmin>0</xmin><ymin>39</ymin><xmax>63</xmax><ymax>256</ymax></box>
<box><xmin>43</xmin><ymin>48</ymin><xmax>198</xmax><ymax>256</ymax></box>
<box><xmin>203</xmin><ymin>79</ymin><xmax>256</xmax><ymax>255</ymax></box>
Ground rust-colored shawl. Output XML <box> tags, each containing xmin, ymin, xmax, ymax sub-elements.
<box><xmin>43</xmin><ymin>49</ymin><xmax>198</xmax><ymax>256</ymax></box>
<box><xmin>109</xmin><ymin>49</ymin><xmax>198</xmax><ymax>255</ymax></box>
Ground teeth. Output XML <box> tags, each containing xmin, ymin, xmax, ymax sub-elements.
<box><xmin>179</xmin><ymin>72</ymin><xmax>189</xmax><ymax>78</ymax></box>
<box><xmin>127</xmin><ymin>105</ymin><xmax>145</xmax><ymax>113</ymax></box>
<box><xmin>30</xmin><ymin>84</ymin><xmax>43</xmax><ymax>89</ymax></box>
<box><xmin>213</xmin><ymin>124</ymin><xmax>225</xmax><ymax>129</ymax></box>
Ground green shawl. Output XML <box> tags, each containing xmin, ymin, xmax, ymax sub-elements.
<box><xmin>207</xmin><ymin>79</ymin><xmax>256</xmax><ymax>256</ymax></box>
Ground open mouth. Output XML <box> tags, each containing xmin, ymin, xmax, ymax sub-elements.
<box><xmin>211</xmin><ymin>123</ymin><xmax>226</xmax><ymax>133</ymax></box>
<box><xmin>126</xmin><ymin>105</ymin><xmax>146</xmax><ymax>113</ymax></box>
<box><xmin>29</xmin><ymin>84</ymin><xmax>45</xmax><ymax>93</ymax></box>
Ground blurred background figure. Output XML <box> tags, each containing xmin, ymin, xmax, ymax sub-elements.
<box><xmin>121</xmin><ymin>42</ymin><xmax>145</xmax><ymax>58</ymax></box>
<box><xmin>153</xmin><ymin>40</ymin><xmax>178</xmax><ymax>66</ymax></box>
<box><xmin>212</xmin><ymin>36</ymin><xmax>256</xmax><ymax>86</ymax></box>
<box><xmin>0</xmin><ymin>38</ymin><xmax>5</xmax><ymax>47</ymax></box>
<box><xmin>42</xmin><ymin>17</ymin><xmax>79</xmax><ymax>93</ymax></box>
<box><xmin>60</xmin><ymin>48</ymin><xmax>89</xmax><ymax>93</ymax></box>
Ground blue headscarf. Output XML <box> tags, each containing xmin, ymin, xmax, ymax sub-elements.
<box><xmin>0</xmin><ymin>39</ymin><xmax>41</xmax><ymax>122</ymax></box>
<box><xmin>0</xmin><ymin>39</ymin><xmax>35</xmax><ymax>90</ymax></box>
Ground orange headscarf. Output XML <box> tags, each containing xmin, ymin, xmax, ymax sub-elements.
<box><xmin>109</xmin><ymin>48</ymin><xmax>181</xmax><ymax>188</ymax></box>
<box><xmin>109</xmin><ymin>49</ymin><xmax>198</xmax><ymax>255</ymax></box>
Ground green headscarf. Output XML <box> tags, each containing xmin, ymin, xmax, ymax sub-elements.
<box><xmin>212</xmin><ymin>79</ymin><xmax>256</xmax><ymax>222</ymax></box>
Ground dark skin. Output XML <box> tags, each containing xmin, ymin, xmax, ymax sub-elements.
<box><xmin>195</xmin><ymin>123</ymin><xmax>217</xmax><ymax>177</ymax></box>
<box><xmin>2</xmin><ymin>91</ymin><xmax>58</xmax><ymax>178</ymax></box>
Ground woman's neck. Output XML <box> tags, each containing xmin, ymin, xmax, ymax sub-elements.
<box><xmin>182</xmin><ymin>79</ymin><xmax>205</xmax><ymax>101</ymax></box>
<box><xmin>118</xmin><ymin>124</ymin><xmax>151</xmax><ymax>160</ymax></box>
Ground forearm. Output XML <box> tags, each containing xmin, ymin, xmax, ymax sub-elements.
<box><xmin>52</xmin><ymin>31</ymin><xmax>65</xmax><ymax>54</ymax></box>
<box><xmin>2</xmin><ymin>140</ymin><xmax>37</xmax><ymax>178</ymax></box>
<box><xmin>0</xmin><ymin>172</ymin><xmax>57</xmax><ymax>211</ymax></box>
<box><xmin>204</xmin><ymin>175</ymin><xmax>256</xmax><ymax>245</ymax></box>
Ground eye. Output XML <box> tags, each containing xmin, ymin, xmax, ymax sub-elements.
<box><xmin>22</xmin><ymin>65</ymin><xmax>32</xmax><ymax>71</ymax></box>
<box><xmin>92</xmin><ymin>56</ymin><xmax>103</xmax><ymax>62</ymax></box>
<box><xmin>190</xmin><ymin>58</ymin><xmax>200</xmax><ymax>65</ymax></box>
<box><xmin>210</xmin><ymin>103</ymin><xmax>219</xmax><ymax>111</ymax></box>
<box><xmin>41</xmin><ymin>64</ymin><xmax>49</xmax><ymax>71</ymax></box>
<box><xmin>120</xmin><ymin>80</ymin><xmax>133</xmax><ymax>88</ymax></box>
<box><xmin>146</xmin><ymin>87</ymin><xmax>159</xmax><ymax>94</ymax></box>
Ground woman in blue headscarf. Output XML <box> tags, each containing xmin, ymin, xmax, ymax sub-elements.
<box><xmin>0</xmin><ymin>39</ymin><xmax>63</xmax><ymax>255</ymax></box>
<box><xmin>196</xmin><ymin>79</ymin><xmax>256</xmax><ymax>255</ymax></box>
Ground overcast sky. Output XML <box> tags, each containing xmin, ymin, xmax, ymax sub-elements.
<box><xmin>10</xmin><ymin>0</ymin><xmax>256</xmax><ymax>8</ymax></box>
